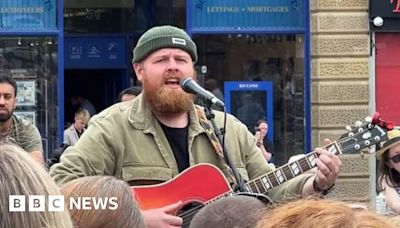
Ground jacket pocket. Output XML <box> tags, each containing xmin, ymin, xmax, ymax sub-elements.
<box><xmin>122</xmin><ymin>164</ymin><xmax>173</xmax><ymax>183</ymax></box>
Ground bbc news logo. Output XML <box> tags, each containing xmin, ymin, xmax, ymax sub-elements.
<box><xmin>9</xmin><ymin>195</ymin><xmax>118</xmax><ymax>212</ymax></box>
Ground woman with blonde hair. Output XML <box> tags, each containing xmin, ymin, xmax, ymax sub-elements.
<box><xmin>60</xmin><ymin>176</ymin><xmax>144</xmax><ymax>228</ymax></box>
<box><xmin>0</xmin><ymin>144</ymin><xmax>73</xmax><ymax>228</ymax></box>
<box><xmin>256</xmin><ymin>198</ymin><xmax>394</xmax><ymax>228</ymax></box>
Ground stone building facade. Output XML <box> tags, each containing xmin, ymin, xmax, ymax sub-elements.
<box><xmin>310</xmin><ymin>0</ymin><xmax>375</xmax><ymax>206</ymax></box>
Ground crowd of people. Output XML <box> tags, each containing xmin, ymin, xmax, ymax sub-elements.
<box><xmin>0</xmin><ymin>25</ymin><xmax>399</xmax><ymax>228</ymax></box>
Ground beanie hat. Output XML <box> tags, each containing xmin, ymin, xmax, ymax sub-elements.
<box><xmin>376</xmin><ymin>129</ymin><xmax>400</xmax><ymax>160</ymax></box>
<box><xmin>133</xmin><ymin>25</ymin><xmax>198</xmax><ymax>63</ymax></box>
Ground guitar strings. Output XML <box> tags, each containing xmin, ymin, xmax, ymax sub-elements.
<box><xmin>231</xmin><ymin>127</ymin><xmax>372</xmax><ymax>196</ymax></box>
<box><xmin>179</xmin><ymin>125</ymin><xmax>373</xmax><ymax>225</ymax></box>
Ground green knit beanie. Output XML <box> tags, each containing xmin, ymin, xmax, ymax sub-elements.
<box><xmin>133</xmin><ymin>25</ymin><xmax>198</xmax><ymax>63</ymax></box>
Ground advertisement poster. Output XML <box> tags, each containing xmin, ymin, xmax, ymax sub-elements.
<box><xmin>16</xmin><ymin>80</ymin><xmax>36</xmax><ymax>106</ymax></box>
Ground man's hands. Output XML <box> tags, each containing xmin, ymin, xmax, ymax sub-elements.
<box><xmin>142</xmin><ymin>201</ymin><xmax>185</xmax><ymax>228</ymax></box>
<box><xmin>314</xmin><ymin>146</ymin><xmax>342</xmax><ymax>191</ymax></box>
<box><xmin>303</xmin><ymin>139</ymin><xmax>342</xmax><ymax>196</ymax></box>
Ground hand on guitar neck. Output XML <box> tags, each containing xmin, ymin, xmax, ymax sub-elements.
<box><xmin>141</xmin><ymin>201</ymin><xmax>185</xmax><ymax>228</ymax></box>
<box><xmin>302</xmin><ymin>138</ymin><xmax>342</xmax><ymax>196</ymax></box>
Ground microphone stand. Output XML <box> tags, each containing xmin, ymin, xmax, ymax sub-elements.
<box><xmin>203</xmin><ymin>104</ymin><xmax>246</xmax><ymax>192</ymax></box>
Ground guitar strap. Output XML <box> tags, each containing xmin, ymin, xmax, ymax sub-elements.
<box><xmin>195</xmin><ymin>106</ymin><xmax>238</xmax><ymax>187</ymax></box>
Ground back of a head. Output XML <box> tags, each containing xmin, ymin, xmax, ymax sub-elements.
<box><xmin>190</xmin><ymin>195</ymin><xmax>267</xmax><ymax>228</ymax></box>
<box><xmin>256</xmin><ymin>198</ymin><xmax>394</xmax><ymax>228</ymax></box>
<box><xmin>60</xmin><ymin>176</ymin><xmax>144</xmax><ymax>228</ymax></box>
<box><xmin>388</xmin><ymin>216</ymin><xmax>400</xmax><ymax>227</ymax></box>
<box><xmin>0</xmin><ymin>144</ymin><xmax>73</xmax><ymax>228</ymax></box>
<box><xmin>118</xmin><ymin>86</ymin><xmax>142</xmax><ymax>102</ymax></box>
<box><xmin>354</xmin><ymin>211</ymin><xmax>395</xmax><ymax>228</ymax></box>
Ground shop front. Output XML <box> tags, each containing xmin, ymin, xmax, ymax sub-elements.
<box><xmin>0</xmin><ymin>0</ymin><xmax>63</xmax><ymax>157</ymax></box>
<box><xmin>0</xmin><ymin>0</ymin><xmax>312</xmax><ymax>163</ymax></box>
<box><xmin>188</xmin><ymin>0</ymin><xmax>311</xmax><ymax>165</ymax></box>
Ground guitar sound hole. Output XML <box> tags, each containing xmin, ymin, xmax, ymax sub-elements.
<box><xmin>179</xmin><ymin>202</ymin><xmax>204</xmax><ymax>215</ymax></box>
<box><xmin>179</xmin><ymin>202</ymin><xmax>205</xmax><ymax>228</ymax></box>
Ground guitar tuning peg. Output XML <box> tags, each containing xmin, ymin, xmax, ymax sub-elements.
<box><xmin>365</xmin><ymin>116</ymin><xmax>372</xmax><ymax>123</ymax></box>
<box><xmin>354</xmin><ymin>121</ymin><xmax>363</xmax><ymax>128</ymax></box>
<box><xmin>345</xmin><ymin>125</ymin><xmax>352</xmax><ymax>132</ymax></box>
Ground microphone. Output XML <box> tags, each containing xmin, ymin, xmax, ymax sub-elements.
<box><xmin>180</xmin><ymin>78</ymin><xmax>225</xmax><ymax>107</ymax></box>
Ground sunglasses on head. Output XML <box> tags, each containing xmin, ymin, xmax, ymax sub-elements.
<box><xmin>389</xmin><ymin>154</ymin><xmax>400</xmax><ymax>163</ymax></box>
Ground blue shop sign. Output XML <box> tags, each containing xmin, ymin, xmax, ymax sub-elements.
<box><xmin>0</xmin><ymin>0</ymin><xmax>56</xmax><ymax>30</ymax></box>
<box><xmin>189</xmin><ymin>0</ymin><xmax>306</xmax><ymax>32</ymax></box>
<box><xmin>64</xmin><ymin>37</ymin><xmax>126</xmax><ymax>69</ymax></box>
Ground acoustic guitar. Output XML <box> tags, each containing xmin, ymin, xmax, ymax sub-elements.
<box><xmin>132</xmin><ymin>112</ymin><xmax>393</xmax><ymax>227</ymax></box>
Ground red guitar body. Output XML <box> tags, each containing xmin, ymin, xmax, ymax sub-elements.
<box><xmin>131</xmin><ymin>164</ymin><xmax>232</xmax><ymax>210</ymax></box>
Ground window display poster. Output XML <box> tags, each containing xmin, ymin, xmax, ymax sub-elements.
<box><xmin>16</xmin><ymin>80</ymin><xmax>36</xmax><ymax>106</ymax></box>
<box><xmin>224</xmin><ymin>81</ymin><xmax>274</xmax><ymax>141</ymax></box>
<box><xmin>15</xmin><ymin>111</ymin><xmax>36</xmax><ymax>125</ymax></box>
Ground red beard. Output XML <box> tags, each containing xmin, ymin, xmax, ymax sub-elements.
<box><xmin>142</xmin><ymin>75</ymin><xmax>195</xmax><ymax>114</ymax></box>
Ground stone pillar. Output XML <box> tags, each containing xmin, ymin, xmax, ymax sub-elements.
<box><xmin>310</xmin><ymin>0</ymin><xmax>373</xmax><ymax>205</ymax></box>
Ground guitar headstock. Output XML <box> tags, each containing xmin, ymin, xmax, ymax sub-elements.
<box><xmin>337</xmin><ymin>112</ymin><xmax>393</xmax><ymax>155</ymax></box>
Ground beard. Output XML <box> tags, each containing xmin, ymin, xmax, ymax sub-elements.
<box><xmin>142</xmin><ymin>74</ymin><xmax>195</xmax><ymax>114</ymax></box>
<box><xmin>0</xmin><ymin>110</ymin><xmax>12</xmax><ymax>122</ymax></box>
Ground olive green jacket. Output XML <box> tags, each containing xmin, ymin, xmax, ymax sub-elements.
<box><xmin>50</xmin><ymin>94</ymin><xmax>312</xmax><ymax>201</ymax></box>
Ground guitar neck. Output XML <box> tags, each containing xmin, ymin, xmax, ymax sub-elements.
<box><xmin>244</xmin><ymin>141</ymin><xmax>343</xmax><ymax>195</ymax></box>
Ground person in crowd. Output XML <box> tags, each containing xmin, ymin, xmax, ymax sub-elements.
<box><xmin>50</xmin><ymin>25</ymin><xmax>341</xmax><ymax>227</ymax></box>
<box><xmin>0</xmin><ymin>75</ymin><xmax>44</xmax><ymax>165</ymax></box>
<box><xmin>376</xmin><ymin>129</ymin><xmax>400</xmax><ymax>215</ymax></box>
<box><xmin>118</xmin><ymin>86</ymin><xmax>142</xmax><ymax>102</ymax></box>
<box><xmin>256</xmin><ymin>198</ymin><xmax>394</xmax><ymax>228</ymax></box>
<box><xmin>189</xmin><ymin>195</ymin><xmax>268</xmax><ymax>228</ymax></box>
<box><xmin>63</xmin><ymin>108</ymin><xmax>90</xmax><ymax>146</ymax></box>
<box><xmin>60</xmin><ymin>176</ymin><xmax>144</xmax><ymax>228</ymax></box>
<box><xmin>71</xmin><ymin>95</ymin><xmax>97</xmax><ymax>117</ymax></box>
<box><xmin>254</xmin><ymin>119</ymin><xmax>273</xmax><ymax>163</ymax></box>
<box><xmin>0</xmin><ymin>144</ymin><xmax>73</xmax><ymax>228</ymax></box>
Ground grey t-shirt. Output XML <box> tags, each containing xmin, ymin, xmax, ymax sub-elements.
<box><xmin>3</xmin><ymin>114</ymin><xmax>43</xmax><ymax>152</ymax></box>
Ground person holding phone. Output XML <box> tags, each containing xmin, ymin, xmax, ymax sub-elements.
<box><xmin>254</xmin><ymin>119</ymin><xmax>273</xmax><ymax>163</ymax></box>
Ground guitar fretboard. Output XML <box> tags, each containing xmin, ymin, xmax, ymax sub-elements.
<box><xmin>243</xmin><ymin>141</ymin><xmax>342</xmax><ymax>195</ymax></box>
<box><xmin>199</xmin><ymin>141</ymin><xmax>343</xmax><ymax>205</ymax></box>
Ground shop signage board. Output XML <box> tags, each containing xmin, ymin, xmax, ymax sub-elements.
<box><xmin>0</xmin><ymin>0</ymin><xmax>56</xmax><ymax>30</ymax></box>
<box><xmin>188</xmin><ymin>0</ymin><xmax>306</xmax><ymax>32</ymax></box>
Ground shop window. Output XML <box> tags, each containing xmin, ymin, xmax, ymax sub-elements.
<box><xmin>193</xmin><ymin>34</ymin><xmax>305</xmax><ymax>166</ymax></box>
<box><xmin>0</xmin><ymin>37</ymin><xmax>58</xmax><ymax>157</ymax></box>
<box><xmin>376</xmin><ymin>33</ymin><xmax>400</xmax><ymax>125</ymax></box>
<box><xmin>64</xmin><ymin>0</ymin><xmax>135</xmax><ymax>33</ymax></box>
<box><xmin>64</xmin><ymin>0</ymin><xmax>186</xmax><ymax>34</ymax></box>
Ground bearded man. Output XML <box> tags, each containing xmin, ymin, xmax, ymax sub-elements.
<box><xmin>50</xmin><ymin>25</ymin><xmax>341</xmax><ymax>228</ymax></box>
<box><xmin>0</xmin><ymin>75</ymin><xmax>44</xmax><ymax>165</ymax></box>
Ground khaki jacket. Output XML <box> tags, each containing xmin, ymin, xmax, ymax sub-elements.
<box><xmin>50</xmin><ymin>94</ymin><xmax>312</xmax><ymax>201</ymax></box>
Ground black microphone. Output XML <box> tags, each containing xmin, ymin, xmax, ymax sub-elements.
<box><xmin>180</xmin><ymin>78</ymin><xmax>225</xmax><ymax>107</ymax></box>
